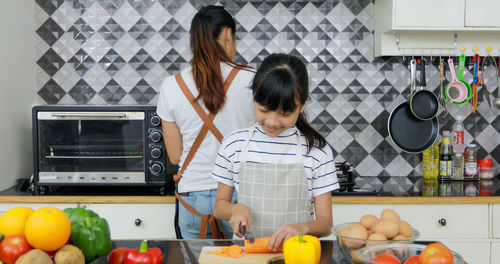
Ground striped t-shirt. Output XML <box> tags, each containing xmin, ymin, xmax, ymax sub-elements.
<box><xmin>212</xmin><ymin>125</ymin><xmax>339</xmax><ymax>198</ymax></box>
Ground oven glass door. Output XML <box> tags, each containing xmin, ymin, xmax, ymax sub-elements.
<box><xmin>37</xmin><ymin>112</ymin><xmax>145</xmax><ymax>174</ymax></box>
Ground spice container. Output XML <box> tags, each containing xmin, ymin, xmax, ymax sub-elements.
<box><xmin>478</xmin><ymin>158</ymin><xmax>495</xmax><ymax>180</ymax></box>
<box><xmin>464</xmin><ymin>144</ymin><xmax>478</xmax><ymax>179</ymax></box>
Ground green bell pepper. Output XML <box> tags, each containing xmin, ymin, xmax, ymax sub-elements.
<box><xmin>63</xmin><ymin>207</ymin><xmax>112</xmax><ymax>262</ymax></box>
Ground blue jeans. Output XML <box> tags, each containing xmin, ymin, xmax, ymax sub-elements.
<box><xmin>178</xmin><ymin>189</ymin><xmax>237</xmax><ymax>239</ymax></box>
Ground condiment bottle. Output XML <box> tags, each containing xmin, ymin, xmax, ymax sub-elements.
<box><xmin>439</xmin><ymin>131</ymin><xmax>453</xmax><ymax>180</ymax></box>
<box><xmin>464</xmin><ymin>144</ymin><xmax>478</xmax><ymax>178</ymax></box>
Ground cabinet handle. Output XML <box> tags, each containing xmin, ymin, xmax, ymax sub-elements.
<box><xmin>135</xmin><ymin>218</ymin><xmax>142</xmax><ymax>226</ymax></box>
<box><xmin>438</xmin><ymin>218</ymin><xmax>447</xmax><ymax>226</ymax></box>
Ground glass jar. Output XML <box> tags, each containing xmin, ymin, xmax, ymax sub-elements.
<box><xmin>464</xmin><ymin>144</ymin><xmax>478</xmax><ymax>178</ymax></box>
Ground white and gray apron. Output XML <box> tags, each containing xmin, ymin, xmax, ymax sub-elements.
<box><xmin>237</xmin><ymin>124</ymin><xmax>314</xmax><ymax>237</ymax></box>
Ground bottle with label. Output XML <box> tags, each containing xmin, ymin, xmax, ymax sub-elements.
<box><xmin>452</xmin><ymin>115</ymin><xmax>465</xmax><ymax>153</ymax></box>
<box><xmin>422</xmin><ymin>147</ymin><xmax>432</xmax><ymax>179</ymax></box>
<box><xmin>452</xmin><ymin>152</ymin><xmax>464</xmax><ymax>179</ymax></box>
<box><xmin>432</xmin><ymin>140</ymin><xmax>440</xmax><ymax>179</ymax></box>
<box><xmin>464</xmin><ymin>144</ymin><xmax>478</xmax><ymax>178</ymax></box>
<box><xmin>439</xmin><ymin>131</ymin><xmax>453</xmax><ymax>180</ymax></box>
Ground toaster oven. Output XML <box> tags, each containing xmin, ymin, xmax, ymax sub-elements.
<box><xmin>32</xmin><ymin>105</ymin><xmax>176</xmax><ymax>195</ymax></box>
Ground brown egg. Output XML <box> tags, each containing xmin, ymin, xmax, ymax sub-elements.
<box><xmin>338</xmin><ymin>227</ymin><xmax>350</xmax><ymax>245</ymax></box>
<box><xmin>360</xmin><ymin>214</ymin><xmax>379</xmax><ymax>230</ymax></box>
<box><xmin>350</xmin><ymin>248</ymin><xmax>363</xmax><ymax>264</ymax></box>
<box><xmin>398</xmin><ymin>220</ymin><xmax>413</xmax><ymax>237</ymax></box>
<box><xmin>366</xmin><ymin>232</ymin><xmax>387</xmax><ymax>246</ymax></box>
<box><xmin>392</xmin><ymin>234</ymin><xmax>410</xmax><ymax>243</ymax></box>
<box><xmin>380</xmin><ymin>209</ymin><xmax>401</xmax><ymax>221</ymax></box>
<box><xmin>345</xmin><ymin>224</ymin><xmax>368</xmax><ymax>249</ymax></box>
<box><xmin>371</xmin><ymin>219</ymin><xmax>399</xmax><ymax>239</ymax></box>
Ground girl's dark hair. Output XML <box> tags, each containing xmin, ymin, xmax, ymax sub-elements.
<box><xmin>190</xmin><ymin>5</ymin><xmax>247</xmax><ymax>114</ymax></box>
<box><xmin>252</xmin><ymin>53</ymin><xmax>326</xmax><ymax>153</ymax></box>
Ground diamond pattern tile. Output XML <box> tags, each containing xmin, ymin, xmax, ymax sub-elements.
<box><xmin>33</xmin><ymin>0</ymin><xmax>500</xmax><ymax>186</ymax></box>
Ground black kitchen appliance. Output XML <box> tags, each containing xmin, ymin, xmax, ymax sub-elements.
<box><xmin>32</xmin><ymin>105</ymin><xmax>176</xmax><ymax>195</ymax></box>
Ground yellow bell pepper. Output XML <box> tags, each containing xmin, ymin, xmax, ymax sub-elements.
<box><xmin>283</xmin><ymin>234</ymin><xmax>321</xmax><ymax>264</ymax></box>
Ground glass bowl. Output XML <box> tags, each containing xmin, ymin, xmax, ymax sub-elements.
<box><xmin>357</xmin><ymin>243</ymin><xmax>465</xmax><ymax>264</ymax></box>
<box><xmin>332</xmin><ymin>222</ymin><xmax>420</xmax><ymax>264</ymax></box>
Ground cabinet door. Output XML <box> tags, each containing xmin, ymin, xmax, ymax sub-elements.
<box><xmin>393</xmin><ymin>0</ymin><xmax>464</xmax><ymax>28</ymax></box>
<box><xmin>0</xmin><ymin>203</ymin><xmax>79</xmax><ymax>214</ymax></box>
<box><xmin>492</xmin><ymin>241</ymin><xmax>500</xmax><ymax>263</ymax></box>
<box><xmin>90</xmin><ymin>204</ymin><xmax>175</xmax><ymax>240</ymax></box>
<box><xmin>465</xmin><ymin>0</ymin><xmax>500</xmax><ymax>27</ymax></box>
<box><xmin>493</xmin><ymin>204</ymin><xmax>500</xmax><ymax>238</ymax></box>
<box><xmin>439</xmin><ymin>240</ymin><xmax>490</xmax><ymax>264</ymax></box>
<box><xmin>394</xmin><ymin>204</ymin><xmax>489</xmax><ymax>239</ymax></box>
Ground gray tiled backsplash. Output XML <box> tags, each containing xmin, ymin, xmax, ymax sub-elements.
<box><xmin>34</xmin><ymin>0</ymin><xmax>500</xmax><ymax>191</ymax></box>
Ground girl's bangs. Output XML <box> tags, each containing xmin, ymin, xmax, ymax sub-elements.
<box><xmin>254</xmin><ymin>69</ymin><xmax>298</xmax><ymax>113</ymax></box>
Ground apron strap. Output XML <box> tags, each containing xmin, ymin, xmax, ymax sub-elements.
<box><xmin>173</xmin><ymin>67</ymin><xmax>240</xmax><ymax>239</ymax></box>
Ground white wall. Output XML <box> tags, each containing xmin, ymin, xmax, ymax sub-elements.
<box><xmin>0</xmin><ymin>0</ymin><xmax>36</xmax><ymax>191</ymax></box>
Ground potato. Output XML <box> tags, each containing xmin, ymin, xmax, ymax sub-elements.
<box><xmin>54</xmin><ymin>245</ymin><xmax>85</xmax><ymax>264</ymax></box>
<box><xmin>15</xmin><ymin>249</ymin><xmax>53</xmax><ymax>264</ymax></box>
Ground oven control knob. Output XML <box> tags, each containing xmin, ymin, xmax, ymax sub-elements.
<box><xmin>151</xmin><ymin>115</ymin><xmax>161</xmax><ymax>126</ymax></box>
<box><xmin>150</xmin><ymin>131</ymin><xmax>162</xmax><ymax>142</ymax></box>
<box><xmin>150</xmin><ymin>162</ymin><xmax>164</xmax><ymax>176</ymax></box>
<box><xmin>151</xmin><ymin>148</ymin><xmax>161</xmax><ymax>159</ymax></box>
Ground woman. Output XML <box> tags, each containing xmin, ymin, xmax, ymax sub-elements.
<box><xmin>156</xmin><ymin>5</ymin><xmax>254</xmax><ymax>239</ymax></box>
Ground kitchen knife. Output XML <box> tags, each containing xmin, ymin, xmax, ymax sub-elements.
<box><xmin>240</xmin><ymin>224</ymin><xmax>254</xmax><ymax>243</ymax></box>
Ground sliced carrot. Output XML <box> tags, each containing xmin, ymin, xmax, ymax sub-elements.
<box><xmin>207</xmin><ymin>245</ymin><xmax>243</xmax><ymax>258</ymax></box>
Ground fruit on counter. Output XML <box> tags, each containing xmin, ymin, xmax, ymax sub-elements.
<box><xmin>123</xmin><ymin>240</ymin><xmax>163</xmax><ymax>264</ymax></box>
<box><xmin>63</xmin><ymin>207</ymin><xmax>111</xmax><ymax>263</ymax></box>
<box><xmin>372</xmin><ymin>253</ymin><xmax>401</xmax><ymax>264</ymax></box>
<box><xmin>419</xmin><ymin>243</ymin><xmax>453</xmax><ymax>264</ymax></box>
<box><xmin>0</xmin><ymin>235</ymin><xmax>33</xmax><ymax>264</ymax></box>
<box><xmin>24</xmin><ymin>207</ymin><xmax>71</xmax><ymax>252</ymax></box>
<box><xmin>283</xmin><ymin>234</ymin><xmax>321</xmax><ymax>264</ymax></box>
<box><xmin>403</xmin><ymin>255</ymin><xmax>421</xmax><ymax>264</ymax></box>
<box><xmin>206</xmin><ymin>245</ymin><xmax>243</xmax><ymax>258</ymax></box>
<box><xmin>53</xmin><ymin>245</ymin><xmax>84</xmax><ymax>264</ymax></box>
<box><xmin>15</xmin><ymin>249</ymin><xmax>53</xmax><ymax>264</ymax></box>
<box><xmin>0</xmin><ymin>207</ymin><xmax>34</xmax><ymax>236</ymax></box>
<box><xmin>244</xmin><ymin>236</ymin><xmax>282</xmax><ymax>253</ymax></box>
<box><xmin>107</xmin><ymin>248</ymin><xmax>130</xmax><ymax>264</ymax></box>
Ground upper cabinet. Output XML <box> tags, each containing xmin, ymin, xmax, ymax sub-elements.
<box><xmin>374</xmin><ymin>0</ymin><xmax>500</xmax><ymax>56</ymax></box>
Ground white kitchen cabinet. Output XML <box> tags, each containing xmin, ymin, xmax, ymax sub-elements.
<box><xmin>440</xmin><ymin>240</ymin><xmax>490</xmax><ymax>264</ymax></box>
<box><xmin>394</xmin><ymin>204</ymin><xmax>489</xmax><ymax>240</ymax></box>
<box><xmin>492</xmin><ymin>241</ymin><xmax>500</xmax><ymax>263</ymax></box>
<box><xmin>392</xmin><ymin>0</ymin><xmax>464</xmax><ymax>29</ymax></box>
<box><xmin>465</xmin><ymin>0</ymin><xmax>500</xmax><ymax>27</ymax></box>
<box><xmin>492</xmin><ymin>204</ymin><xmax>500</xmax><ymax>238</ymax></box>
<box><xmin>0</xmin><ymin>203</ymin><xmax>82</xmax><ymax>214</ymax></box>
<box><xmin>90</xmin><ymin>204</ymin><xmax>176</xmax><ymax>240</ymax></box>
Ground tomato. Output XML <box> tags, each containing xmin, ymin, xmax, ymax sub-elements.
<box><xmin>419</xmin><ymin>243</ymin><xmax>453</xmax><ymax>264</ymax></box>
<box><xmin>404</xmin><ymin>255</ymin><xmax>421</xmax><ymax>264</ymax></box>
<box><xmin>0</xmin><ymin>234</ymin><xmax>33</xmax><ymax>264</ymax></box>
<box><xmin>373</xmin><ymin>253</ymin><xmax>402</xmax><ymax>264</ymax></box>
<box><xmin>107</xmin><ymin>247</ymin><xmax>129</xmax><ymax>264</ymax></box>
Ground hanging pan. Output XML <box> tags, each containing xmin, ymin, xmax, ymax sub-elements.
<box><xmin>387</xmin><ymin>59</ymin><xmax>439</xmax><ymax>154</ymax></box>
<box><xmin>409</xmin><ymin>58</ymin><xmax>439</xmax><ymax>120</ymax></box>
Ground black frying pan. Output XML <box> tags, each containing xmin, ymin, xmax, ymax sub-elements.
<box><xmin>409</xmin><ymin>59</ymin><xmax>439</xmax><ymax>120</ymax></box>
<box><xmin>388</xmin><ymin>59</ymin><xmax>439</xmax><ymax>153</ymax></box>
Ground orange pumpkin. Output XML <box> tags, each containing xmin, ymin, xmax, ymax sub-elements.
<box><xmin>24</xmin><ymin>207</ymin><xmax>71</xmax><ymax>251</ymax></box>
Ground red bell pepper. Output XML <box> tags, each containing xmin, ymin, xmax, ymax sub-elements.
<box><xmin>107</xmin><ymin>247</ymin><xmax>129</xmax><ymax>264</ymax></box>
<box><xmin>123</xmin><ymin>240</ymin><xmax>163</xmax><ymax>264</ymax></box>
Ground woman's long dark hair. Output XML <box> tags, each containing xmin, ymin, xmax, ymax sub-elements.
<box><xmin>190</xmin><ymin>5</ymin><xmax>247</xmax><ymax>114</ymax></box>
<box><xmin>252</xmin><ymin>53</ymin><xmax>326</xmax><ymax>153</ymax></box>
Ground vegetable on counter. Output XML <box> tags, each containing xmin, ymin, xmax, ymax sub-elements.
<box><xmin>123</xmin><ymin>240</ymin><xmax>163</xmax><ymax>264</ymax></box>
<box><xmin>244</xmin><ymin>237</ymin><xmax>282</xmax><ymax>253</ymax></box>
<box><xmin>0</xmin><ymin>235</ymin><xmax>32</xmax><ymax>264</ymax></box>
<box><xmin>63</xmin><ymin>207</ymin><xmax>112</xmax><ymax>263</ymax></box>
<box><xmin>206</xmin><ymin>245</ymin><xmax>243</xmax><ymax>258</ymax></box>
<box><xmin>15</xmin><ymin>249</ymin><xmax>53</xmax><ymax>264</ymax></box>
<box><xmin>283</xmin><ymin>234</ymin><xmax>321</xmax><ymax>264</ymax></box>
<box><xmin>25</xmin><ymin>207</ymin><xmax>71</xmax><ymax>252</ymax></box>
<box><xmin>107</xmin><ymin>248</ymin><xmax>129</xmax><ymax>264</ymax></box>
<box><xmin>54</xmin><ymin>245</ymin><xmax>85</xmax><ymax>264</ymax></box>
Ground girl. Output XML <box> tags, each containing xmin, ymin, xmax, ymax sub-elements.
<box><xmin>157</xmin><ymin>5</ymin><xmax>254</xmax><ymax>239</ymax></box>
<box><xmin>212</xmin><ymin>53</ymin><xmax>339</xmax><ymax>250</ymax></box>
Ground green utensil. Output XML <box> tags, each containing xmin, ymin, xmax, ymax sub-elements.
<box><xmin>456</xmin><ymin>54</ymin><xmax>472</xmax><ymax>105</ymax></box>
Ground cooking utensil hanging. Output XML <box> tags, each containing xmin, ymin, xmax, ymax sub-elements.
<box><xmin>470</xmin><ymin>54</ymin><xmax>480</xmax><ymax>114</ymax></box>
<box><xmin>387</xmin><ymin>59</ymin><xmax>439</xmax><ymax>154</ymax></box>
<box><xmin>409</xmin><ymin>58</ymin><xmax>439</xmax><ymax>120</ymax></box>
<box><xmin>438</xmin><ymin>58</ymin><xmax>448</xmax><ymax>117</ymax></box>
<box><xmin>494</xmin><ymin>56</ymin><xmax>500</xmax><ymax>109</ymax></box>
<box><xmin>445</xmin><ymin>57</ymin><xmax>470</xmax><ymax>104</ymax></box>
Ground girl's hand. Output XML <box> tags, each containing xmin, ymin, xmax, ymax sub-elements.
<box><xmin>229</xmin><ymin>204</ymin><xmax>252</xmax><ymax>237</ymax></box>
<box><xmin>268</xmin><ymin>223</ymin><xmax>307</xmax><ymax>251</ymax></box>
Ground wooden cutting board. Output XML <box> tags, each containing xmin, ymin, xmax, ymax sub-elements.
<box><xmin>198</xmin><ymin>246</ymin><xmax>283</xmax><ymax>264</ymax></box>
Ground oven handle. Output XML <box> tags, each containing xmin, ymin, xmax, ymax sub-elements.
<box><xmin>51</xmin><ymin>112</ymin><xmax>128</xmax><ymax>118</ymax></box>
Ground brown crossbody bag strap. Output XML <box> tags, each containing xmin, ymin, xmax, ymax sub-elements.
<box><xmin>173</xmin><ymin>67</ymin><xmax>240</xmax><ymax>239</ymax></box>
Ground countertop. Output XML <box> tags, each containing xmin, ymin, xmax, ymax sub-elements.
<box><xmin>1</xmin><ymin>177</ymin><xmax>500</xmax><ymax>204</ymax></box>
